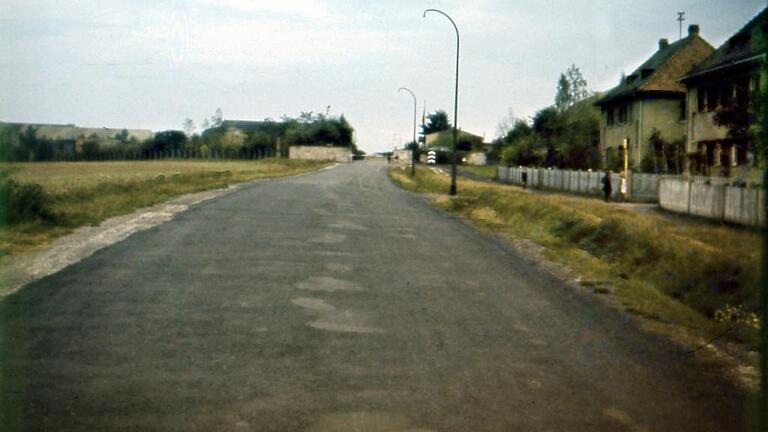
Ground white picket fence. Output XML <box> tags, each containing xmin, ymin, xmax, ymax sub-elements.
<box><xmin>659</xmin><ymin>179</ymin><xmax>765</xmax><ymax>227</ymax></box>
<box><xmin>496</xmin><ymin>166</ymin><xmax>680</xmax><ymax>202</ymax></box>
<box><xmin>495</xmin><ymin>165</ymin><xmax>764</xmax><ymax>227</ymax></box>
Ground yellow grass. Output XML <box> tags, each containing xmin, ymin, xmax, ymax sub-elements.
<box><xmin>390</xmin><ymin>166</ymin><xmax>762</xmax><ymax>349</ymax></box>
<box><xmin>0</xmin><ymin>159</ymin><xmax>330</xmax><ymax>256</ymax></box>
<box><xmin>0</xmin><ymin>160</ymin><xmax>322</xmax><ymax>192</ymax></box>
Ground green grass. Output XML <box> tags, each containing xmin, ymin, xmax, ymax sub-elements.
<box><xmin>458</xmin><ymin>165</ymin><xmax>497</xmax><ymax>180</ymax></box>
<box><xmin>0</xmin><ymin>159</ymin><xmax>330</xmax><ymax>256</ymax></box>
<box><xmin>390</xmin><ymin>166</ymin><xmax>761</xmax><ymax>349</ymax></box>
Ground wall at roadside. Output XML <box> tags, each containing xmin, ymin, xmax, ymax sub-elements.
<box><xmin>498</xmin><ymin>166</ymin><xmax>644</xmax><ymax>201</ymax></box>
<box><xmin>466</xmin><ymin>152</ymin><xmax>487</xmax><ymax>166</ymax></box>
<box><xmin>659</xmin><ymin>178</ymin><xmax>764</xmax><ymax>227</ymax></box>
<box><xmin>391</xmin><ymin>149</ymin><xmax>412</xmax><ymax>167</ymax></box>
<box><xmin>496</xmin><ymin>166</ymin><xmax>764</xmax><ymax>227</ymax></box>
<box><xmin>289</xmin><ymin>146</ymin><xmax>352</xmax><ymax>162</ymax></box>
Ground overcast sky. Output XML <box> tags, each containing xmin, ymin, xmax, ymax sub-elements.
<box><xmin>0</xmin><ymin>0</ymin><xmax>764</xmax><ymax>153</ymax></box>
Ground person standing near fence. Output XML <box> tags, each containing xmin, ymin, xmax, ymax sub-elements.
<box><xmin>601</xmin><ymin>170</ymin><xmax>612</xmax><ymax>202</ymax></box>
<box><xmin>522</xmin><ymin>171</ymin><xmax>528</xmax><ymax>189</ymax></box>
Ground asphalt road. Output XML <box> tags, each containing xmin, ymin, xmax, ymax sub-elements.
<box><xmin>0</xmin><ymin>161</ymin><xmax>752</xmax><ymax>431</ymax></box>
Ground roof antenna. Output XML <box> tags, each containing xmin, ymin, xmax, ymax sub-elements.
<box><xmin>677</xmin><ymin>11</ymin><xmax>686</xmax><ymax>40</ymax></box>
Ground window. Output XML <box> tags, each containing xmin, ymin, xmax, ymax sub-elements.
<box><xmin>720</xmin><ymin>82</ymin><xmax>733</xmax><ymax>109</ymax></box>
<box><xmin>734</xmin><ymin>77</ymin><xmax>748</xmax><ymax>107</ymax></box>
<box><xmin>697</xmin><ymin>87</ymin><xmax>705</xmax><ymax>112</ymax></box>
<box><xmin>618</xmin><ymin>104</ymin><xmax>629</xmax><ymax>124</ymax></box>
<box><xmin>679</xmin><ymin>99</ymin><xmax>686</xmax><ymax>121</ymax></box>
<box><xmin>705</xmin><ymin>84</ymin><xmax>719</xmax><ymax>112</ymax></box>
<box><xmin>607</xmin><ymin>108</ymin><xmax>615</xmax><ymax>126</ymax></box>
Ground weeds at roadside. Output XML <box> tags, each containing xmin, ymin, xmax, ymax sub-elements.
<box><xmin>389</xmin><ymin>166</ymin><xmax>761</xmax><ymax>350</ymax></box>
<box><xmin>0</xmin><ymin>159</ymin><xmax>329</xmax><ymax>257</ymax></box>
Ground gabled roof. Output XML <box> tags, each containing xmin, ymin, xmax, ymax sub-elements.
<box><xmin>682</xmin><ymin>7</ymin><xmax>767</xmax><ymax>82</ymax></box>
<box><xmin>221</xmin><ymin>119</ymin><xmax>275</xmax><ymax>132</ymax></box>
<box><xmin>425</xmin><ymin>129</ymin><xmax>485</xmax><ymax>143</ymax></box>
<box><xmin>596</xmin><ymin>28</ymin><xmax>714</xmax><ymax>106</ymax></box>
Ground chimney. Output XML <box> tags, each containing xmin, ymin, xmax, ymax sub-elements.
<box><xmin>688</xmin><ymin>24</ymin><xmax>700</xmax><ymax>36</ymax></box>
<box><xmin>658</xmin><ymin>38</ymin><xmax>669</xmax><ymax>50</ymax></box>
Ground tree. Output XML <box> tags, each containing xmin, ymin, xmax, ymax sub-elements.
<box><xmin>337</xmin><ymin>114</ymin><xmax>355</xmax><ymax>148</ymax></box>
<box><xmin>555</xmin><ymin>64</ymin><xmax>591</xmax><ymax>112</ymax></box>
<box><xmin>713</xmin><ymin>84</ymin><xmax>754</xmax><ymax>167</ymax></box>
<box><xmin>503</xmin><ymin>119</ymin><xmax>533</xmax><ymax>144</ymax></box>
<box><xmin>558</xmin><ymin>97</ymin><xmax>601</xmax><ymax>169</ymax></box>
<box><xmin>0</xmin><ymin>124</ymin><xmax>20</xmax><ymax>161</ymax></box>
<box><xmin>555</xmin><ymin>74</ymin><xmax>571</xmax><ymax>112</ymax></box>
<box><xmin>496</xmin><ymin>107</ymin><xmax>516</xmax><ymax>138</ymax></box>
<box><xmin>404</xmin><ymin>140</ymin><xmax>420</xmax><ymax>158</ymax></box>
<box><xmin>147</xmin><ymin>130</ymin><xmax>188</xmax><ymax>154</ymax></box>
<box><xmin>533</xmin><ymin>106</ymin><xmax>563</xmax><ymax>166</ymax></box>
<box><xmin>182</xmin><ymin>118</ymin><xmax>196</xmax><ymax>137</ymax></box>
<box><xmin>500</xmin><ymin>135</ymin><xmax>544</xmax><ymax>167</ymax></box>
<box><xmin>210</xmin><ymin>108</ymin><xmax>223</xmax><ymax>128</ymax></box>
<box><xmin>566</xmin><ymin>64</ymin><xmax>590</xmax><ymax>102</ymax></box>
<box><xmin>114</xmin><ymin>129</ymin><xmax>129</xmax><ymax>145</ymax></box>
<box><xmin>81</xmin><ymin>134</ymin><xmax>101</xmax><ymax>159</ymax></box>
<box><xmin>421</xmin><ymin>110</ymin><xmax>451</xmax><ymax>135</ymax></box>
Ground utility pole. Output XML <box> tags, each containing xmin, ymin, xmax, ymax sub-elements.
<box><xmin>677</xmin><ymin>11</ymin><xmax>686</xmax><ymax>40</ymax></box>
<box><xmin>424</xmin><ymin>8</ymin><xmax>460</xmax><ymax>196</ymax></box>
<box><xmin>398</xmin><ymin>87</ymin><xmax>418</xmax><ymax>176</ymax></box>
<box><xmin>422</xmin><ymin>100</ymin><xmax>427</xmax><ymax>150</ymax></box>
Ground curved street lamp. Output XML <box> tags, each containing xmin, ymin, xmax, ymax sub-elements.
<box><xmin>398</xmin><ymin>87</ymin><xmax>417</xmax><ymax>176</ymax></box>
<box><xmin>423</xmin><ymin>8</ymin><xmax>459</xmax><ymax>195</ymax></box>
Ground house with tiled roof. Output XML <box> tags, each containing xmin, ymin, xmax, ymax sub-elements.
<box><xmin>595</xmin><ymin>25</ymin><xmax>714</xmax><ymax>171</ymax></box>
<box><xmin>680</xmin><ymin>7</ymin><xmax>767</xmax><ymax>177</ymax></box>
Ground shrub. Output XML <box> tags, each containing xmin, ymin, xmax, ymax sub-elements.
<box><xmin>0</xmin><ymin>176</ymin><xmax>57</xmax><ymax>225</ymax></box>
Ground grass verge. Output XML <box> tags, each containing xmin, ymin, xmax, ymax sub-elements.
<box><xmin>0</xmin><ymin>159</ymin><xmax>330</xmax><ymax>257</ymax></box>
<box><xmin>458</xmin><ymin>165</ymin><xmax>497</xmax><ymax>181</ymax></box>
<box><xmin>390</xmin><ymin>166</ymin><xmax>761</xmax><ymax>350</ymax></box>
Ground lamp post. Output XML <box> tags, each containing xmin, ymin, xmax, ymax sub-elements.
<box><xmin>398</xmin><ymin>87</ymin><xmax>418</xmax><ymax>176</ymax></box>
<box><xmin>423</xmin><ymin>8</ymin><xmax>459</xmax><ymax>195</ymax></box>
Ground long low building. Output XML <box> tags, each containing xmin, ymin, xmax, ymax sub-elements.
<box><xmin>0</xmin><ymin>122</ymin><xmax>153</xmax><ymax>143</ymax></box>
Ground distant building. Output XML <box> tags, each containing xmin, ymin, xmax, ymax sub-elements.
<box><xmin>424</xmin><ymin>129</ymin><xmax>484</xmax><ymax>151</ymax></box>
<box><xmin>215</xmin><ymin>119</ymin><xmax>285</xmax><ymax>151</ymax></box>
<box><xmin>680</xmin><ymin>7</ymin><xmax>767</xmax><ymax>178</ymax></box>
<box><xmin>0</xmin><ymin>121</ymin><xmax>153</xmax><ymax>156</ymax></box>
<box><xmin>1</xmin><ymin>122</ymin><xmax>153</xmax><ymax>142</ymax></box>
<box><xmin>595</xmin><ymin>25</ymin><xmax>714</xmax><ymax>170</ymax></box>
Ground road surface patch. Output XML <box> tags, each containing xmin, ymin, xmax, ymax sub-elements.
<box><xmin>294</xmin><ymin>276</ymin><xmax>363</xmax><ymax>292</ymax></box>
<box><xmin>305</xmin><ymin>411</ymin><xmax>431</xmax><ymax>432</ymax></box>
<box><xmin>309</xmin><ymin>233</ymin><xmax>347</xmax><ymax>244</ymax></box>
<box><xmin>291</xmin><ymin>297</ymin><xmax>336</xmax><ymax>313</ymax></box>
<box><xmin>328</xmin><ymin>221</ymin><xmax>368</xmax><ymax>231</ymax></box>
<box><xmin>325</xmin><ymin>263</ymin><xmax>353</xmax><ymax>273</ymax></box>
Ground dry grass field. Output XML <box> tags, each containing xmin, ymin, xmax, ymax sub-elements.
<box><xmin>0</xmin><ymin>159</ymin><xmax>330</xmax><ymax>256</ymax></box>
